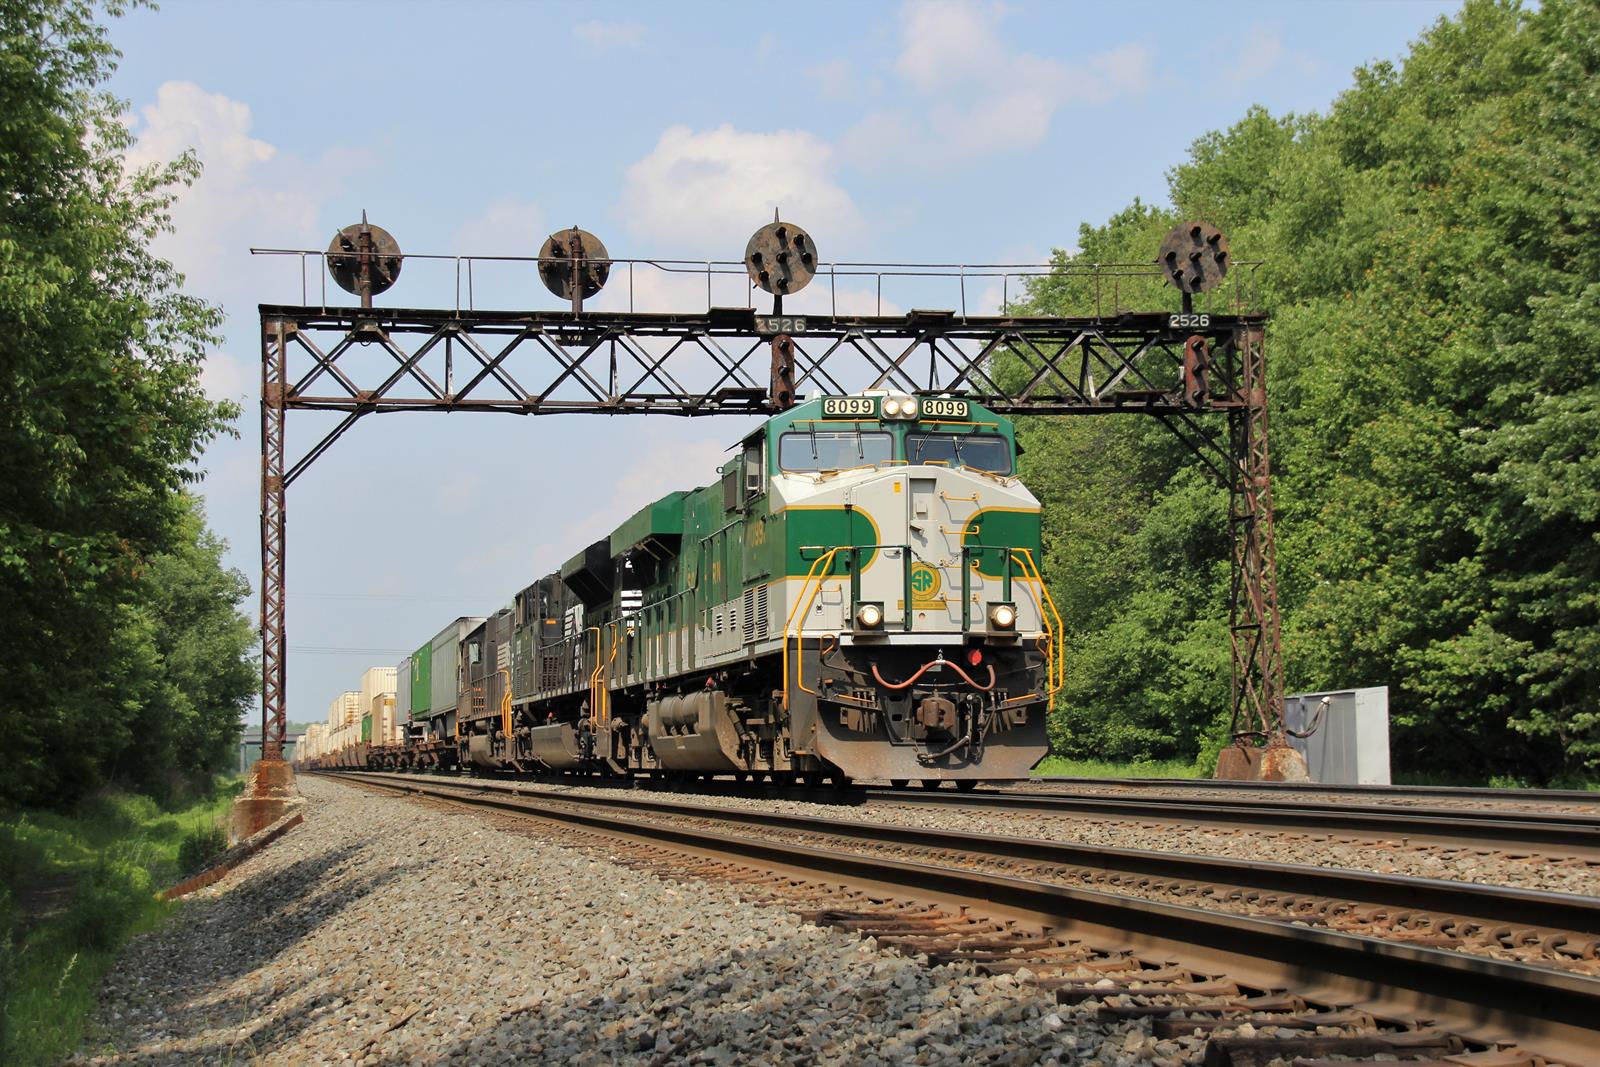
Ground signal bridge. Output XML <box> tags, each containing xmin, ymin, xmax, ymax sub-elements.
<box><xmin>252</xmin><ymin>216</ymin><xmax>1288</xmax><ymax>780</ymax></box>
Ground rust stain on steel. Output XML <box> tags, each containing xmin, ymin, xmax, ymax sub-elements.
<box><xmin>769</xmin><ymin>333</ymin><xmax>796</xmax><ymax>410</ymax></box>
<box><xmin>327</xmin><ymin>214</ymin><xmax>402</xmax><ymax>309</ymax></box>
<box><xmin>538</xmin><ymin>227</ymin><xmax>610</xmax><ymax>314</ymax></box>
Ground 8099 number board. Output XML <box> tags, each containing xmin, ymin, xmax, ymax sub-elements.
<box><xmin>822</xmin><ymin>396</ymin><xmax>878</xmax><ymax>418</ymax></box>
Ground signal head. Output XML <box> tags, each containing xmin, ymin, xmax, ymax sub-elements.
<box><xmin>538</xmin><ymin>227</ymin><xmax>611</xmax><ymax>301</ymax></box>
<box><xmin>745</xmin><ymin>219</ymin><xmax>817</xmax><ymax>295</ymax></box>
<box><xmin>327</xmin><ymin>219</ymin><xmax>402</xmax><ymax>299</ymax></box>
<box><xmin>1157</xmin><ymin>221</ymin><xmax>1229</xmax><ymax>294</ymax></box>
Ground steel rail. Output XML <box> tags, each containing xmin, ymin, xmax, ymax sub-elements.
<box><xmin>1030</xmin><ymin>775</ymin><xmax>1600</xmax><ymax>806</ymax></box>
<box><xmin>340</xmin><ymin>772</ymin><xmax>1600</xmax><ymax>943</ymax></box>
<box><xmin>861</xmin><ymin>785</ymin><xmax>1600</xmax><ymax>858</ymax></box>
<box><xmin>325</xmin><ymin>770</ymin><xmax>1600</xmax><ymax>1062</ymax></box>
<box><xmin>324</xmin><ymin>764</ymin><xmax>1600</xmax><ymax>856</ymax></box>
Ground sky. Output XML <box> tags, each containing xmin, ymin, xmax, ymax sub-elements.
<box><xmin>103</xmin><ymin>0</ymin><xmax>1460</xmax><ymax>728</ymax></box>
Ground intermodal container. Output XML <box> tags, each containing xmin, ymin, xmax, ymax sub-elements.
<box><xmin>430</xmin><ymin>618</ymin><xmax>483</xmax><ymax>715</ymax></box>
<box><xmin>359</xmin><ymin>666</ymin><xmax>397</xmax><ymax>725</ymax></box>
<box><xmin>394</xmin><ymin>656</ymin><xmax>411</xmax><ymax>728</ymax></box>
<box><xmin>410</xmin><ymin>641</ymin><xmax>432</xmax><ymax>720</ymax></box>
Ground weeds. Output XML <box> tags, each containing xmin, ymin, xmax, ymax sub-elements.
<box><xmin>0</xmin><ymin>777</ymin><xmax>239</xmax><ymax>1066</ymax></box>
<box><xmin>178</xmin><ymin>824</ymin><xmax>230</xmax><ymax>877</ymax></box>
<box><xmin>1032</xmin><ymin>756</ymin><xmax>1207</xmax><ymax>779</ymax></box>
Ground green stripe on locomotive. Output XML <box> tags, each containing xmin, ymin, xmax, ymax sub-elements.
<box><xmin>962</xmin><ymin>508</ymin><xmax>1043</xmax><ymax>576</ymax></box>
<box><xmin>360</xmin><ymin>714</ymin><xmax>371</xmax><ymax>742</ymax></box>
<box><xmin>410</xmin><ymin>640</ymin><xmax>431</xmax><ymax>720</ymax></box>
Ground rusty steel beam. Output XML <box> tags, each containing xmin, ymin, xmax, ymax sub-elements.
<box><xmin>259</xmin><ymin>318</ymin><xmax>290</xmax><ymax>759</ymax></box>
<box><xmin>1227</xmin><ymin>325</ymin><xmax>1285</xmax><ymax>745</ymax></box>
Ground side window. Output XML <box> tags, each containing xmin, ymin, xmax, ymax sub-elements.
<box><xmin>721</xmin><ymin>466</ymin><xmax>739</xmax><ymax>512</ymax></box>
<box><xmin>743</xmin><ymin>438</ymin><xmax>764</xmax><ymax>499</ymax></box>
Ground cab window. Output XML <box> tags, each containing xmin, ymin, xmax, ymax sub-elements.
<box><xmin>906</xmin><ymin>432</ymin><xmax>1013</xmax><ymax>474</ymax></box>
<box><xmin>779</xmin><ymin>431</ymin><xmax>893</xmax><ymax>472</ymax></box>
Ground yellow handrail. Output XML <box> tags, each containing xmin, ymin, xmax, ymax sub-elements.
<box><xmin>1010</xmin><ymin>550</ymin><xmax>1065</xmax><ymax>698</ymax></box>
<box><xmin>586</xmin><ymin>625</ymin><xmax>602</xmax><ymax>727</ymax></box>
<box><xmin>601</xmin><ymin>622</ymin><xmax>620</xmax><ymax>723</ymax></box>
<box><xmin>499</xmin><ymin>668</ymin><xmax>513</xmax><ymax>739</ymax></box>
<box><xmin>781</xmin><ymin>548</ymin><xmax>840</xmax><ymax>711</ymax></box>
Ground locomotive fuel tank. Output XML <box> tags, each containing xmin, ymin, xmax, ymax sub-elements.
<box><xmin>647</xmin><ymin>691</ymin><xmax>745</xmax><ymax>772</ymax></box>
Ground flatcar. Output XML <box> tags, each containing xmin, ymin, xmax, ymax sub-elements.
<box><xmin>301</xmin><ymin>390</ymin><xmax>1060</xmax><ymax>785</ymax></box>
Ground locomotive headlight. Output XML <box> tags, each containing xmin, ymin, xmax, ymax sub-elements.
<box><xmin>987</xmin><ymin>602</ymin><xmax>1017</xmax><ymax>631</ymax></box>
<box><xmin>855</xmin><ymin>601</ymin><xmax>885</xmax><ymax>630</ymax></box>
<box><xmin>901</xmin><ymin>397</ymin><xmax>919</xmax><ymax>419</ymax></box>
<box><xmin>883</xmin><ymin>398</ymin><xmax>902</xmax><ymax>417</ymax></box>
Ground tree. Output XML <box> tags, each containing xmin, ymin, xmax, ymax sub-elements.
<box><xmin>0</xmin><ymin>0</ymin><xmax>245</xmax><ymax>805</ymax></box>
<box><xmin>1020</xmin><ymin>0</ymin><xmax>1599</xmax><ymax>781</ymax></box>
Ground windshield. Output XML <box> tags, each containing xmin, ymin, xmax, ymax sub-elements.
<box><xmin>906</xmin><ymin>433</ymin><xmax>1013</xmax><ymax>474</ymax></box>
<box><xmin>779</xmin><ymin>431</ymin><xmax>894</xmax><ymax>472</ymax></box>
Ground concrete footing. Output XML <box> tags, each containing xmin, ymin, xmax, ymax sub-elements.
<box><xmin>229</xmin><ymin>758</ymin><xmax>302</xmax><ymax>844</ymax></box>
<box><xmin>1214</xmin><ymin>737</ymin><xmax>1312</xmax><ymax>782</ymax></box>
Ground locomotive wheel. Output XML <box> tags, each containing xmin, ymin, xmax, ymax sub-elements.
<box><xmin>920</xmin><ymin>778</ymin><xmax>943</xmax><ymax>790</ymax></box>
<box><xmin>889</xmin><ymin>779</ymin><xmax>909</xmax><ymax>790</ymax></box>
<box><xmin>955</xmin><ymin>780</ymin><xmax>979</xmax><ymax>792</ymax></box>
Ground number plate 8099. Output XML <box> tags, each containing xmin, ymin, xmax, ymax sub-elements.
<box><xmin>822</xmin><ymin>396</ymin><xmax>877</xmax><ymax>417</ymax></box>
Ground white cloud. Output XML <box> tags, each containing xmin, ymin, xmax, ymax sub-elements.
<box><xmin>618</xmin><ymin>125</ymin><xmax>863</xmax><ymax>256</ymax></box>
<box><xmin>451</xmin><ymin>198</ymin><xmax>545</xmax><ymax>256</ymax></box>
<box><xmin>124</xmin><ymin>81</ymin><xmax>342</xmax><ymax>288</ymax></box>
<box><xmin>894</xmin><ymin>0</ymin><xmax>1004</xmax><ymax>90</ymax></box>
<box><xmin>1224</xmin><ymin>25</ymin><xmax>1318</xmax><ymax>84</ymax></box>
<box><xmin>842</xmin><ymin>0</ymin><xmax>1150</xmax><ymax>165</ymax></box>
<box><xmin>809</xmin><ymin>58</ymin><xmax>856</xmax><ymax>99</ymax></box>
<box><xmin>572</xmin><ymin>19</ymin><xmax>645</xmax><ymax>49</ymax></box>
<box><xmin>836</xmin><ymin>111</ymin><xmax>922</xmax><ymax>174</ymax></box>
<box><xmin>1089</xmin><ymin>42</ymin><xmax>1152</xmax><ymax>97</ymax></box>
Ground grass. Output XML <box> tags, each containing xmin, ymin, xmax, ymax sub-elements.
<box><xmin>0</xmin><ymin>778</ymin><xmax>241</xmax><ymax>1067</ymax></box>
<box><xmin>1031</xmin><ymin>756</ymin><xmax>1207</xmax><ymax>779</ymax></box>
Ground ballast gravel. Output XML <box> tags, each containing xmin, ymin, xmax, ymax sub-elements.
<box><xmin>533</xmin><ymin>782</ymin><xmax>1600</xmax><ymax>896</ymax></box>
<box><xmin>74</xmin><ymin>775</ymin><xmax>1215</xmax><ymax>1066</ymax></box>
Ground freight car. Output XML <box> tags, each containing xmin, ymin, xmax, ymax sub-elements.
<box><xmin>305</xmin><ymin>391</ymin><xmax>1060</xmax><ymax>785</ymax></box>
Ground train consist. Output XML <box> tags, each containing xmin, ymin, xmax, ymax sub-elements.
<box><xmin>298</xmin><ymin>390</ymin><xmax>1059</xmax><ymax>785</ymax></box>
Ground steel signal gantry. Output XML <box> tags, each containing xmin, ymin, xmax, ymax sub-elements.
<box><xmin>255</xmin><ymin>220</ymin><xmax>1283</xmax><ymax>773</ymax></box>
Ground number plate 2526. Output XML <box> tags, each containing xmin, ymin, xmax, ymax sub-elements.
<box><xmin>756</xmin><ymin>315</ymin><xmax>806</xmax><ymax>335</ymax></box>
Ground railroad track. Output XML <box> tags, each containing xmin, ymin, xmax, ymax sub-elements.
<box><xmin>1033</xmin><ymin>775</ymin><xmax>1600</xmax><ymax>809</ymax></box>
<box><xmin>324</xmin><ymin>770</ymin><xmax>1600</xmax><ymax>1064</ymax></box>
<box><xmin>864</xmin><ymin>785</ymin><xmax>1600</xmax><ymax>861</ymax></box>
<box><xmin>353</xmin><ymin>764</ymin><xmax>1600</xmax><ymax>860</ymax></box>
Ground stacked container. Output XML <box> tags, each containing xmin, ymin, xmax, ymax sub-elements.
<box><xmin>328</xmin><ymin>690</ymin><xmax>361</xmax><ymax>728</ymax></box>
<box><xmin>359</xmin><ymin>665</ymin><xmax>398</xmax><ymax>747</ymax></box>
<box><xmin>370</xmin><ymin>692</ymin><xmax>398</xmax><ymax>743</ymax></box>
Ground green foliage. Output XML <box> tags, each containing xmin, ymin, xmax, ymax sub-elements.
<box><xmin>0</xmin><ymin>784</ymin><xmax>237</xmax><ymax>1065</ymax></box>
<box><xmin>177</xmin><ymin>823</ymin><xmax>228</xmax><ymax>876</ymax></box>
<box><xmin>64</xmin><ymin>857</ymin><xmax>153</xmax><ymax>951</ymax></box>
<box><xmin>1023</xmin><ymin>0</ymin><xmax>1600</xmax><ymax>782</ymax></box>
<box><xmin>0</xmin><ymin>0</ymin><xmax>255</xmax><ymax>806</ymax></box>
<box><xmin>1032</xmin><ymin>756</ymin><xmax>1207</xmax><ymax>780</ymax></box>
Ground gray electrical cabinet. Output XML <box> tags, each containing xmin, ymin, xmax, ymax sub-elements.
<box><xmin>1284</xmin><ymin>686</ymin><xmax>1391</xmax><ymax>785</ymax></box>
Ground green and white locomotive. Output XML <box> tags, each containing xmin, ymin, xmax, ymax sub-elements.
<box><xmin>362</xmin><ymin>390</ymin><xmax>1058</xmax><ymax>785</ymax></box>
